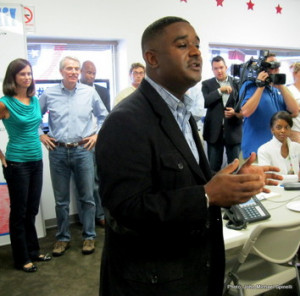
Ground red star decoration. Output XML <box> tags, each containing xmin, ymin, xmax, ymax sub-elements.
<box><xmin>247</xmin><ymin>0</ymin><xmax>255</xmax><ymax>10</ymax></box>
<box><xmin>216</xmin><ymin>0</ymin><xmax>224</xmax><ymax>6</ymax></box>
<box><xmin>275</xmin><ymin>4</ymin><xmax>282</xmax><ymax>14</ymax></box>
<box><xmin>180</xmin><ymin>0</ymin><xmax>187</xmax><ymax>2</ymax></box>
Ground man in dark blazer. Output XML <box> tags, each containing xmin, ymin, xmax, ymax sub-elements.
<box><xmin>80</xmin><ymin>60</ymin><xmax>110</xmax><ymax>227</ymax></box>
<box><xmin>94</xmin><ymin>83</ymin><xmax>110</xmax><ymax>112</ymax></box>
<box><xmin>81</xmin><ymin>60</ymin><xmax>111</xmax><ymax>112</ymax></box>
<box><xmin>202</xmin><ymin>56</ymin><xmax>242</xmax><ymax>172</ymax></box>
<box><xmin>96</xmin><ymin>17</ymin><xmax>281</xmax><ymax>296</ymax></box>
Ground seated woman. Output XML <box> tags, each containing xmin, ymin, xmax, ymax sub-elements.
<box><xmin>257</xmin><ymin>111</ymin><xmax>300</xmax><ymax>180</ymax></box>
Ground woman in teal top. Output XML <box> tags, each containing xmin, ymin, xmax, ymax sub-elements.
<box><xmin>0</xmin><ymin>59</ymin><xmax>51</xmax><ymax>272</ymax></box>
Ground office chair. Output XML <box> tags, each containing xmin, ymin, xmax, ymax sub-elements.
<box><xmin>223</xmin><ymin>219</ymin><xmax>300</xmax><ymax>296</ymax></box>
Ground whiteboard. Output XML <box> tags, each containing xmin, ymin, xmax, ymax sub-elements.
<box><xmin>0</xmin><ymin>3</ymin><xmax>45</xmax><ymax>246</ymax></box>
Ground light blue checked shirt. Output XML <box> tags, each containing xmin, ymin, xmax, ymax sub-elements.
<box><xmin>39</xmin><ymin>82</ymin><xmax>108</xmax><ymax>142</ymax></box>
<box><xmin>146</xmin><ymin>77</ymin><xmax>199</xmax><ymax>164</ymax></box>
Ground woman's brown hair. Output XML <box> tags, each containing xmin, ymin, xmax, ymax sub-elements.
<box><xmin>2</xmin><ymin>58</ymin><xmax>35</xmax><ymax>97</ymax></box>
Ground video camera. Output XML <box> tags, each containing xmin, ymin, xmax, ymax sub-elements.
<box><xmin>231</xmin><ymin>50</ymin><xmax>286</xmax><ymax>88</ymax></box>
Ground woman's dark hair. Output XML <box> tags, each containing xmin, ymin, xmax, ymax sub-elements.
<box><xmin>270</xmin><ymin>111</ymin><xmax>293</xmax><ymax>128</ymax></box>
<box><xmin>2</xmin><ymin>58</ymin><xmax>35</xmax><ymax>97</ymax></box>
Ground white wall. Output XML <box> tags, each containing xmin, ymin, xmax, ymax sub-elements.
<box><xmin>5</xmin><ymin>0</ymin><xmax>300</xmax><ymax>82</ymax></box>
<box><xmin>2</xmin><ymin>0</ymin><xmax>300</xmax><ymax>222</ymax></box>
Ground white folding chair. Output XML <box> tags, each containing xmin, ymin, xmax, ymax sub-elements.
<box><xmin>223</xmin><ymin>219</ymin><xmax>300</xmax><ymax>296</ymax></box>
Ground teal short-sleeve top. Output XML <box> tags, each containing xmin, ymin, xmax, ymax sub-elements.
<box><xmin>0</xmin><ymin>95</ymin><xmax>42</xmax><ymax>162</ymax></box>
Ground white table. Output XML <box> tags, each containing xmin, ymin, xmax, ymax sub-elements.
<box><xmin>223</xmin><ymin>186</ymin><xmax>300</xmax><ymax>255</ymax></box>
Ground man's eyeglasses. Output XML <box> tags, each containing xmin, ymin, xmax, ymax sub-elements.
<box><xmin>132</xmin><ymin>71</ymin><xmax>145</xmax><ymax>76</ymax></box>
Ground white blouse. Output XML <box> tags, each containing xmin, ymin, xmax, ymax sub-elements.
<box><xmin>257</xmin><ymin>136</ymin><xmax>300</xmax><ymax>175</ymax></box>
<box><xmin>288</xmin><ymin>84</ymin><xmax>300</xmax><ymax>132</ymax></box>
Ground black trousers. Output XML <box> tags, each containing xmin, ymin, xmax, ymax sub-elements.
<box><xmin>3</xmin><ymin>160</ymin><xmax>43</xmax><ymax>268</ymax></box>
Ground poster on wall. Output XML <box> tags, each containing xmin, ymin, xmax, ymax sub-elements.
<box><xmin>0</xmin><ymin>183</ymin><xmax>9</xmax><ymax>237</ymax></box>
<box><xmin>0</xmin><ymin>4</ymin><xmax>45</xmax><ymax>246</ymax></box>
<box><xmin>0</xmin><ymin>3</ymin><xmax>27</xmax><ymax>96</ymax></box>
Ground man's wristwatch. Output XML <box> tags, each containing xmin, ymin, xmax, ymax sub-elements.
<box><xmin>255</xmin><ymin>79</ymin><xmax>266</xmax><ymax>88</ymax></box>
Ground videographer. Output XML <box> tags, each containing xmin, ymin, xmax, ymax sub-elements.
<box><xmin>240</xmin><ymin>52</ymin><xmax>298</xmax><ymax>159</ymax></box>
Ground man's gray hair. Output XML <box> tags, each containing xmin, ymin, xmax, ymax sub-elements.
<box><xmin>59</xmin><ymin>56</ymin><xmax>81</xmax><ymax>71</ymax></box>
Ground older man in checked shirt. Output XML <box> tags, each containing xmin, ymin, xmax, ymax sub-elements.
<box><xmin>39</xmin><ymin>56</ymin><xmax>108</xmax><ymax>256</ymax></box>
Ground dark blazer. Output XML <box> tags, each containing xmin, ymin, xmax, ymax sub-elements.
<box><xmin>96</xmin><ymin>79</ymin><xmax>225</xmax><ymax>296</ymax></box>
<box><xmin>202</xmin><ymin>76</ymin><xmax>242</xmax><ymax>144</ymax></box>
<box><xmin>95</xmin><ymin>84</ymin><xmax>111</xmax><ymax>112</ymax></box>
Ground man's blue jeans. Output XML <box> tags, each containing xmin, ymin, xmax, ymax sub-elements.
<box><xmin>49</xmin><ymin>145</ymin><xmax>96</xmax><ymax>241</ymax></box>
<box><xmin>207</xmin><ymin>130</ymin><xmax>241</xmax><ymax>172</ymax></box>
<box><xmin>77</xmin><ymin>153</ymin><xmax>105</xmax><ymax>223</ymax></box>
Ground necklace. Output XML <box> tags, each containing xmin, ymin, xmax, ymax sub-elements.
<box><xmin>287</xmin><ymin>155</ymin><xmax>295</xmax><ymax>175</ymax></box>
